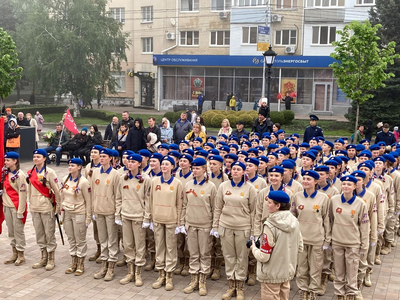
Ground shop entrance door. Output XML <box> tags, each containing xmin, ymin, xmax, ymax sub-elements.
<box><xmin>141</xmin><ymin>79</ymin><xmax>155</xmax><ymax>106</ymax></box>
<box><xmin>312</xmin><ymin>82</ymin><xmax>332</xmax><ymax>112</ymax></box>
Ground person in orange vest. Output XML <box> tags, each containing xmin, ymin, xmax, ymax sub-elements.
<box><xmin>5</xmin><ymin>118</ymin><xmax>21</xmax><ymax>153</ymax></box>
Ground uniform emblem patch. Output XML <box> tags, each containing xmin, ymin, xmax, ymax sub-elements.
<box><xmin>336</xmin><ymin>207</ymin><xmax>342</xmax><ymax>214</ymax></box>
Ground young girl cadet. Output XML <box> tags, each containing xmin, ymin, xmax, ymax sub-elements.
<box><xmin>2</xmin><ymin>152</ymin><xmax>27</xmax><ymax>266</ymax></box>
<box><xmin>213</xmin><ymin>161</ymin><xmax>257</xmax><ymax>300</ymax></box>
<box><xmin>181</xmin><ymin>157</ymin><xmax>217</xmax><ymax>296</ymax></box>
<box><xmin>116</xmin><ymin>154</ymin><xmax>151</xmax><ymax>287</ymax></box>
<box><xmin>27</xmin><ymin>149</ymin><xmax>61</xmax><ymax>271</ymax></box>
<box><xmin>61</xmin><ymin>158</ymin><xmax>91</xmax><ymax>276</ymax></box>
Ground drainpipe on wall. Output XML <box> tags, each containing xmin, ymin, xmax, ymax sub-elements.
<box><xmin>161</xmin><ymin>0</ymin><xmax>179</xmax><ymax>54</ymax></box>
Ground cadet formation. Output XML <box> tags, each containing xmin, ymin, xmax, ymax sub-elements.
<box><xmin>2</xmin><ymin>114</ymin><xmax>400</xmax><ymax>300</ymax></box>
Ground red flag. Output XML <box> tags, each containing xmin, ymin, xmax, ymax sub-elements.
<box><xmin>0</xmin><ymin>117</ymin><xmax>5</xmax><ymax>234</ymax></box>
<box><xmin>64</xmin><ymin>109</ymin><xmax>79</xmax><ymax>135</ymax></box>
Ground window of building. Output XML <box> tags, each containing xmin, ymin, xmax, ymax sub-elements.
<box><xmin>276</xmin><ymin>0</ymin><xmax>297</xmax><ymax>9</ymax></box>
<box><xmin>242</xmin><ymin>27</ymin><xmax>257</xmax><ymax>44</ymax></box>
<box><xmin>111</xmin><ymin>72</ymin><xmax>126</xmax><ymax>92</ymax></box>
<box><xmin>181</xmin><ymin>0</ymin><xmax>200</xmax><ymax>11</ymax></box>
<box><xmin>211</xmin><ymin>0</ymin><xmax>232</xmax><ymax>11</ymax></box>
<box><xmin>234</xmin><ymin>0</ymin><xmax>266</xmax><ymax>6</ymax></box>
<box><xmin>275</xmin><ymin>30</ymin><xmax>296</xmax><ymax>45</ymax></box>
<box><xmin>180</xmin><ymin>31</ymin><xmax>199</xmax><ymax>46</ymax></box>
<box><xmin>110</xmin><ymin>8</ymin><xmax>125</xmax><ymax>23</ymax></box>
<box><xmin>142</xmin><ymin>37</ymin><xmax>153</xmax><ymax>53</ymax></box>
<box><xmin>142</xmin><ymin>6</ymin><xmax>153</xmax><ymax>22</ymax></box>
<box><xmin>306</xmin><ymin>0</ymin><xmax>344</xmax><ymax>7</ymax></box>
<box><xmin>210</xmin><ymin>31</ymin><xmax>230</xmax><ymax>46</ymax></box>
<box><xmin>312</xmin><ymin>26</ymin><xmax>336</xmax><ymax>45</ymax></box>
<box><xmin>356</xmin><ymin>0</ymin><xmax>375</xmax><ymax>4</ymax></box>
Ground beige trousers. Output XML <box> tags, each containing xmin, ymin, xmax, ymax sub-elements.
<box><xmin>296</xmin><ymin>244</ymin><xmax>324</xmax><ymax>293</ymax></box>
<box><xmin>187</xmin><ymin>226</ymin><xmax>212</xmax><ymax>274</ymax></box>
<box><xmin>322</xmin><ymin>247</ymin><xmax>333</xmax><ymax>275</ymax></box>
<box><xmin>220</xmin><ymin>226</ymin><xmax>250</xmax><ymax>281</ymax></box>
<box><xmin>211</xmin><ymin>236</ymin><xmax>223</xmax><ymax>259</ymax></box>
<box><xmin>31</xmin><ymin>211</ymin><xmax>57</xmax><ymax>252</ymax></box>
<box><xmin>63</xmin><ymin>211</ymin><xmax>87</xmax><ymax>257</ymax></box>
<box><xmin>96</xmin><ymin>214</ymin><xmax>118</xmax><ymax>262</ymax></box>
<box><xmin>366</xmin><ymin>243</ymin><xmax>376</xmax><ymax>270</ymax></box>
<box><xmin>333</xmin><ymin>245</ymin><xmax>360</xmax><ymax>296</ymax></box>
<box><xmin>261</xmin><ymin>281</ymin><xmax>290</xmax><ymax>300</ymax></box>
<box><xmin>146</xmin><ymin>228</ymin><xmax>155</xmax><ymax>253</ymax></box>
<box><xmin>177</xmin><ymin>232</ymin><xmax>189</xmax><ymax>258</ymax></box>
<box><xmin>4</xmin><ymin>206</ymin><xmax>26</xmax><ymax>251</ymax></box>
<box><xmin>384</xmin><ymin>216</ymin><xmax>396</xmax><ymax>243</ymax></box>
<box><xmin>122</xmin><ymin>218</ymin><xmax>146</xmax><ymax>266</ymax></box>
<box><xmin>92</xmin><ymin>219</ymin><xmax>100</xmax><ymax>244</ymax></box>
<box><xmin>154</xmin><ymin>223</ymin><xmax>177</xmax><ymax>272</ymax></box>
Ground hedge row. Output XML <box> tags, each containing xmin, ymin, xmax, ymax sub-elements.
<box><xmin>9</xmin><ymin>105</ymin><xmax>69</xmax><ymax>115</ymax></box>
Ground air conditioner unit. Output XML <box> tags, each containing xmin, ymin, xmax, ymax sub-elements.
<box><xmin>219</xmin><ymin>12</ymin><xmax>228</xmax><ymax>19</ymax></box>
<box><xmin>285</xmin><ymin>46</ymin><xmax>296</xmax><ymax>54</ymax></box>
<box><xmin>166</xmin><ymin>32</ymin><xmax>176</xmax><ymax>40</ymax></box>
<box><xmin>271</xmin><ymin>14</ymin><xmax>282</xmax><ymax>22</ymax></box>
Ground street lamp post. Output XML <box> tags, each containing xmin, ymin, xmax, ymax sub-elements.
<box><xmin>262</xmin><ymin>46</ymin><xmax>277</xmax><ymax>107</ymax></box>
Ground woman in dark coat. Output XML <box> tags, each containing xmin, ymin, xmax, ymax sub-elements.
<box><xmin>79</xmin><ymin>125</ymin><xmax>103</xmax><ymax>165</ymax></box>
<box><xmin>126</xmin><ymin>118</ymin><xmax>147</xmax><ymax>152</ymax></box>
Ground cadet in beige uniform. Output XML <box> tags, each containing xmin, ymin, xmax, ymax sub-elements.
<box><xmin>181</xmin><ymin>157</ymin><xmax>217</xmax><ymax>296</ymax></box>
<box><xmin>148</xmin><ymin>156</ymin><xmax>183</xmax><ymax>291</ymax></box>
<box><xmin>91</xmin><ymin>148</ymin><xmax>120</xmax><ymax>281</ymax></box>
<box><xmin>116</xmin><ymin>154</ymin><xmax>151</xmax><ymax>286</ymax></box>
<box><xmin>117</xmin><ymin>150</ymin><xmax>135</xmax><ymax>175</ymax></box>
<box><xmin>2</xmin><ymin>152</ymin><xmax>27</xmax><ymax>266</ymax></box>
<box><xmin>251</xmin><ymin>191</ymin><xmax>303</xmax><ymax>300</ymax></box>
<box><xmin>213</xmin><ymin>161</ymin><xmax>257</xmax><ymax>300</ymax></box>
<box><xmin>281</xmin><ymin>160</ymin><xmax>304</xmax><ymax>195</ymax></box>
<box><xmin>291</xmin><ymin>170</ymin><xmax>331</xmax><ymax>300</ymax></box>
<box><xmin>330</xmin><ymin>176</ymin><xmax>369</xmax><ymax>300</ymax></box>
<box><xmin>85</xmin><ymin>145</ymin><xmax>102</xmax><ymax>263</ymax></box>
<box><xmin>61</xmin><ymin>158</ymin><xmax>92</xmax><ymax>276</ymax></box>
<box><xmin>28</xmin><ymin>149</ymin><xmax>61</xmax><ymax>271</ymax></box>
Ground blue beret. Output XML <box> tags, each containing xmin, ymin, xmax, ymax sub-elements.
<box><xmin>377</xmin><ymin>141</ymin><xmax>386</xmax><ymax>147</ymax></box>
<box><xmin>267</xmin><ymin>152</ymin><xmax>278</xmax><ymax>159</ymax></box>
<box><xmin>302</xmin><ymin>151</ymin><xmax>316</xmax><ymax>161</ymax></box>
<box><xmin>219</xmin><ymin>134</ymin><xmax>228</xmax><ymax>139</ymax></box>
<box><xmin>262</xmin><ymin>135</ymin><xmax>271</xmax><ymax>140</ymax></box>
<box><xmin>250</xmin><ymin>138</ymin><xmax>260</xmax><ymax>143</ymax></box>
<box><xmin>317</xmin><ymin>136</ymin><xmax>325</xmax><ymax>141</ymax></box>
<box><xmin>299</xmin><ymin>143</ymin><xmax>310</xmax><ymax>148</ymax></box>
<box><xmin>332</xmin><ymin>156</ymin><xmax>343</xmax><ymax>164</ymax></box>
<box><xmin>325</xmin><ymin>160</ymin><xmax>339</xmax><ymax>167</ymax></box>
<box><xmin>231</xmin><ymin>161</ymin><xmax>246</xmax><ymax>171</ymax></box>
<box><xmin>225</xmin><ymin>153</ymin><xmax>238</xmax><ymax>161</ymax></box>
<box><xmin>301</xmin><ymin>170</ymin><xmax>320</xmax><ymax>180</ymax></box>
<box><xmin>358</xmin><ymin>162</ymin><xmax>373</xmax><ymax>170</ymax></box>
<box><xmin>162</xmin><ymin>155</ymin><xmax>175</xmax><ymax>166</ymax></box>
<box><xmin>229</xmin><ymin>135</ymin><xmax>239</xmax><ymax>141</ymax></box>
<box><xmin>335</xmin><ymin>150</ymin><xmax>348</xmax><ymax>156</ymax></box>
<box><xmin>340</xmin><ymin>175</ymin><xmax>357</xmax><ymax>184</ymax></box>
<box><xmin>138</xmin><ymin>149</ymin><xmax>152</xmax><ymax>157</ymax></box>
<box><xmin>369</xmin><ymin>144</ymin><xmax>380</xmax><ymax>151</ymax></box>
<box><xmin>324</xmin><ymin>141</ymin><xmax>334</xmax><ymax>148</ymax></box>
<box><xmin>291</xmin><ymin>133</ymin><xmax>300</xmax><ymax>138</ymax></box>
<box><xmin>268</xmin><ymin>191</ymin><xmax>290</xmax><ymax>204</ymax></box>
<box><xmin>383</xmin><ymin>154</ymin><xmax>396</xmax><ymax>163</ymax></box>
<box><xmin>110</xmin><ymin>149</ymin><xmax>120</xmax><ymax>157</ymax></box>
<box><xmin>310</xmin><ymin>137</ymin><xmax>319</xmax><ymax>142</ymax></box>
<box><xmin>229</xmin><ymin>144</ymin><xmax>239</xmax><ymax>150</ymax></box>
<box><xmin>169</xmin><ymin>144</ymin><xmax>179</xmax><ymax>150</ymax></box>
<box><xmin>309</xmin><ymin>149</ymin><xmax>319</xmax><ymax>156</ymax></box>
<box><xmin>158</xmin><ymin>144</ymin><xmax>169</xmax><ymax>150</ymax></box>
<box><xmin>183</xmin><ymin>149</ymin><xmax>195</xmax><ymax>156</ymax></box>
<box><xmin>207</xmin><ymin>136</ymin><xmax>217</xmax><ymax>141</ymax></box>
<box><xmin>208</xmin><ymin>148</ymin><xmax>220</xmax><ymax>156</ymax></box>
<box><xmin>194</xmin><ymin>147</ymin><xmax>203</xmax><ymax>152</ymax></box>
<box><xmin>100</xmin><ymin>148</ymin><xmax>112</xmax><ymax>156</ymax></box>
<box><xmin>169</xmin><ymin>150</ymin><xmax>181</xmax><ymax>159</ymax></box>
<box><xmin>209</xmin><ymin>155</ymin><xmax>224</xmax><ymax>163</ymax></box>
<box><xmin>359</xmin><ymin>139</ymin><xmax>370</xmax><ymax>144</ymax></box>
<box><xmin>289</xmin><ymin>144</ymin><xmax>299</xmax><ymax>150</ymax></box>
<box><xmin>335</xmin><ymin>138</ymin><xmax>344</xmax><ymax>144</ymax></box>
<box><xmin>127</xmin><ymin>154</ymin><xmax>142</xmax><ymax>163</ymax></box>
<box><xmin>150</xmin><ymin>153</ymin><xmax>163</xmax><ymax>161</ymax></box>
<box><xmin>355</xmin><ymin>144</ymin><xmax>365</xmax><ymax>151</ymax></box>
<box><xmin>396</xmin><ymin>144</ymin><xmax>400</xmax><ymax>150</ymax></box>
<box><xmin>245</xmin><ymin>157</ymin><xmax>259</xmax><ymax>166</ymax></box>
<box><xmin>258</xmin><ymin>156</ymin><xmax>269</xmax><ymax>163</ymax></box>
<box><xmin>195</xmin><ymin>150</ymin><xmax>209</xmax><ymax>158</ymax></box>
<box><xmin>242</xmin><ymin>135</ymin><xmax>249</xmax><ymax>140</ymax></box>
<box><xmin>194</xmin><ymin>137</ymin><xmax>203</xmax><ymax>143</ymax></box>
<box><xmin>391</xmin><ymin>151</ymin><xmax>399</xmax><ymax>158</ymax></box>
<box><xmin>340</xmin><ymin>156</ymin><xmax>350</xmax><ymax>163</ymax></box>
<box><xmin>268</xmin><ymin>144</ymin><xmax>279</xmax><ymax>149</ymax></box>
<box><xmin>286</xmin><ymin>138</ymin><xmax>294</xmax><ymax>143</ymax></box>
<box><xmin>5</xmin><ymin>151</ymin><xmax>19</xmax><ymax>159</ymax></box>
<box><xmin>179</xmin><ymin>140</ymin><xmax>189</xmax><ymax>145</ymax></box>
<box><xmin>346</xmin><ymin>144</ymin><xmax>356</xmax><ymax>150</ymax></box>
<box><xmin>247</xmin><ymin>148</ymin><xmax>258</xmax><ymax>154</ymax></box>
<box><xmin>311</xmin><ymin>145</ymin><xmax>322</xmax><ymax>152</ymax></box>
<box><xmin>242</xmin><ymin>141</ymin><xmax>251</xmax><ymax>147</ymax></box>
<box><xmin>373</xmin><ymin>156</ymin><xmax>385</xmax><ymax>163</ymax></box>
<box><xmin>237</xmin><ymin>150</ymin><xmax>249</xmax><ymax>157</ymax></box>
<box><xmin>68</xmin><ymin>158</ymin><xmax>83</xmax><ymax>165</ymax></box>
<box><xmin>314</xmin><ymin>165</ymin><xmax>330</xmax><ymax>173</ymax></box>
<box><xmin>358</xmin><ymin>150</ymin><xmax>372</xmax><ymax>158</ymax></box>
<box><xmin>276</xmin><ymin>148</ymin><xmax>289</xmax><ymax>155</ymax></box>
<box><xmin>91</xmin><ymin>145</ymin><xmax>103</xmax><ymax>152</ymax></box>
<box><xmin>351</xmin><ymin>170</ymin><xmax>366</xmax><ymax>179</ymax></box>
<box><xmin>204</xmin><ymin>142</ymin><xmax>215</xmax><ymax>149</ymax></box>
<box><xmin>179</xmin><ymin>154</ymin><xmax>193</xmax><ymax>163</ymax></box>
<box><xmin>269</xmin><ymin>166</ymin><xmax>284</xmax><ymax>174</ymax></box>
<box><xmin>276</xmin><ymin>129</ymin><xmax>285</xmax><ymax>134</ymax></box>
<box><xmin>122</xmin><ymin>150</ymin><xmax>135</xmax><ymax>156</ymax></box>
<box><xmin>271</xmin><ymin>132</ymin><xmax>278</xmax><ymax>137</ymax></box>
<box><xmin>257</xmin><ymin>146</ymin><xmax>265</xmax><ymax>152</ymax></box>
<box><xmin>192</xmin><ymin>158</ymin><xmax>207</xmax><ymax>167</ymax></box>
<box><xmin>219</xmin><ymin>146</ymin><xmax>230</xmax><ymax>153</ymax></box>
<box><xmin>252</xmin><ymin>132</ymin><xmax>260</xmax><ymax>137</ymax></box>
<box><xmin>342</xmin><ymin>137</ymin><xmax>348</xmax><ymax>141</ymax></box>
<box><xmin>277</xmin><ymin>140</ymin><xmax>286</xmax><ymax>146</ymax></box>
<box><xmin>280</xmin><ymin>160</ymin><xmax>295</xmax><ymax>169</ymax></box>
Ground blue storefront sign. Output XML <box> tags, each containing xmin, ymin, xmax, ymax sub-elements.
<box><xmin>153</xmin><ymin>55</ymin><xmax>336</xmax><ymax>68</ymax></box>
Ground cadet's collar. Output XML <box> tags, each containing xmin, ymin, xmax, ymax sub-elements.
<box><xmin>194</xmin><ymin>177</ymin><xmax>206</xmax><ymax>186</ymax></box>
<box><xmin>36</xmin><ymin>165</ymin><xmax>45</xmax><ymax>173</ymax></box>
<box><xmin>100</xmin><ymin>165</ymin><xmax>113</xmax><ymax>174</ymax></box>
<box><xmin>357</xmin><ymin>188</ymin><xmax>366</xmax><ymax>198</ymax></box>
<box><xmin>211</xmin><ymin>172</ymin><xmax>222</xmax><ymax>179</ymax></box>
<box><xmin>303</xmin><ymin>190</ymin><xmax>318</xmax><ymax>199</ymax></box>
<box><xmin>180</xmin><ymin>170</ymin><xmax>192</xmax><ymax>179</ymax></box>
<box><xmin>72</xmin><ymin>174</ymin><xmax>81</xmax><ymax>182</ymax></box>
<box><xmin>341</xmin><ymin>194</ymin><xmax>356</xmax><ymax>205</ymax></box>
<box><xmin>143</xmin><ymin>165</ymin><xmax>150</xmax><ymax>172</ymax></box>
<box><xmin>230</xmin><ymin>179</ymin><xmax>244</xmax><ymax>188</ymax></box>
<box><xmin>161</xmin><ymin>175</ymin><xmax>174</xmax><ymax>185</ymax></box>
<box><xmin>287</xmin><ymin>178</ymin><xmax>293</xmax><ymax>187</ymax></box>
<box><xmin>366</xmin><ymin>179</ymin><xmax>372</xmax><ymax>188</ymax></box>
<box><xmin>318</xmin><ymin>182</ymin><xmax>330</xmax><ymax>191</ymax></box>
<box><xmin>249</xmin><ymin>175</ymin><xmax>258</xmax><ymax>183</ymax></box>
<box><xmin>93</xmin><ymin>162</ymin><xmax>101</xmax><ymax>168</ymax></box>
<box><xmin>270</xmin><ymin>183</ymin><xmax>284</xmax><ymax>192</ymax></box>
<box><xmin>150</xmin><ymin>170</ymin><xmax>162</xmax><ymax>177</ymax></box>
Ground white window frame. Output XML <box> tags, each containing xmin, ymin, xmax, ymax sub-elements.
<box><xmin>311</xmin><ymin>26</ymin><xmax>336</xmax><ymax>45</ymax></box>
<box><xmin>275</xmin><ymin>29</ymin><xmax>297</xmax><ymax>45</ymax></box>
<box><xmin>355</xmin><ymin>0</ymin><xmax>375</xmax><ymax>5</ymax></box>
<box><xmin>210</xmin><ymin>31</ymin><xmax>230</xmax><ymax>46</ymax></box>
<box><xmin>180</xmin><ymin>31</ymin><xmax>199</xmax><ymax>46</ymax></box>
<box><xmin>142</xmin><ymin>37</ymin><xmax>153</xmax><ymax>53</ymax></box>
<box><xmin>242</xmin><ymin>26</ymin><xmax>258</xmax><ymax>44</ymax></box>
<box><xmin>111</xmin><ymin>72</ymin><xmax>126</xmax><ymax>92</ymax></box>
<box><xmin>141</xmin><ymin>6</ymin><xmax>153</xmax><ymax>23</ymax></box>
<box><xmin>233</xmin><ymin>0</ymin><xmax>266</xmax><ymax>6</ymax></box>
<box><xmin>110</xmin><ymin>8</ymin><xmax>125</xmax><ymax>24</ymax></box>
<box><xmin>181</xmin><ymin>0</ymin><xmax>200</xmax><ymax>11</ymax></box>
<box><xmin>276</xmin><ymin>0</ymin><xmax>297</xmax><ymax>9</ymax></box>
<box><xmin>211</xmin><ymin>0</ymin><xmax>232</xmax><ymax>11</ymax></box>
<box><xmin>306</xmin><ymin>0</ymin><xmax>344</xmax><ymax>7</ymax></box>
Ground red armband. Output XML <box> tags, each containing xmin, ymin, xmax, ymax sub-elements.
<box><xmin>260</xmin><ymin>233</ymin><xmax>273</xmax><ymax>254</ymax></box>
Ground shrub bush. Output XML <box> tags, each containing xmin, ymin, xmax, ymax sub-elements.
<box><xmin>282</xmin><ymin>110</ymin><xmax>295</xmax><ymax>124</ymax></box>
<box><xmin>203</xmin><ymin>110</ymin><xmax>220</xmax><ymax>127</ymax></box>
<box><xmin>78</xmin><ymin>109</ymin><xmax>116</xmax><ymax>121</ymax></box>
<box><xmin>240</xmin><ymin>115</ymin><xmax>255</xmax><ymax>127</ymax></box>
<box><xmin>163</xmin><ymin>112</ymin><xmax>176</xmax><ymax>123</ymax></box>
<box><xmin>227</xmin><ymin>115</ymin><xmax>237</xmax><ymax>127</ymax></box>
<box><xmin>270</xmin><ymin>111</ymin><xmax>285</xmax><ymax>125</ymax></box>
<box><xmin>11</xmin><ymin>105</ymin><xmax>68</xmax><ymax>115</ymax></box>
<box><xmin>211</xmin><ymin>114</ymin><xmax>226</xmax><ymax>128</ymax></box>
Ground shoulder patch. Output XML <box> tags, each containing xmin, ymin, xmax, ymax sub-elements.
<box><xmin>260</xmin><ymin>233</ymin><xmax>273</xmax><ymax>254</ymax></box>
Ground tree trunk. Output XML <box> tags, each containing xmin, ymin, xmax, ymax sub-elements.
<box><xmin>354</xmin><ymin>101</ymin><xmax>360</xmax><ymax>144</ymax></box>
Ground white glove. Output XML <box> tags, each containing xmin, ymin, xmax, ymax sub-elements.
<box><xmin>115</xmin><ymin>220</ymin><xmax>122</xmax><ymax>226</ymax></box>
<box><xmin>213</xmin><ymin>231</ymin><xmax>219</xmax><ymax>238</ymax></box>
<box><xmin>92</xmin><ymin>214</ymin><xmax>96</xmax><ymax>221</ymax></box>
<box><xmin>150</xmin><ymin>222</ymin><xmax>154</xmax><ymax>231</ymax></box>
<box><xmin>322</xmin><ymin>246</ymin><xmax>329</xmax><ymax>250</ymax></box>
<box><xmin>179</xmin><ymin>226</ymin><xmax>187</xmax><ymax>235</ymax></box>
<box><xmin>370</xmin><ymin>242</ymin><xmax>376</xmax><ymax>247</ymax></box>
<box><xmin>250</xmin><ymin>236</ymin><xmax>255</xmax><ymax>241</ymax></box>
<box><xmin>17</xmin><ymin>215</ymin><xmax>24</xmax><ymax>219</ymax></box>
<box><xmin>0</xmin><ymin>190</ymin><xmax>3</xmax><ymax>196</ymax></box>
<box><xmin>210</xmin><ymin>228</ymin><xmax>215</xmax><ymax>236</ymax></box>
<box><xmin>395</xmin><ymin>211</ymin><xmax>400</xmax><ymax>216</ymax></box>
<box><xmin>359</xmin><ymin>251</ymin><xmax>364</xmax><ymax>255</ymax></box>
<box><xmin>377</xmin><ymin>230</ymin><xmax>383</xmax><ymax>235</ymax></box>
<box><xmin>142</xmin><ymin>222</ymin><xmax>150</xmax><ymax>229</ymax></box>
<box><xmin>174</xmin><ymin>227</ymin><xmax>181</xmax><ymax>234</ymax></box>
<box><xmin>86</xmin><ymin>223</ymin><xmax>90</xmax><ymax>228</ymax></box>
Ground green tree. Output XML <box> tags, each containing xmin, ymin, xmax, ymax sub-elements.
<box><xmin>0</xmin><ymin>28</ymin><xmax>23</xmax><ymax>103</ymax></box>
<box><xmin>15</xmin><ymin>0</ymin><xmax>129</xmax><ymax>114</ymax></box>
<box><xmin>330</xmin><ymin>20</ymin><xmax>399</xmax><ymax>138</ymax></box>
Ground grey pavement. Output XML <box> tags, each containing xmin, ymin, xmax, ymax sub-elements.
<box><xmin>0</xmin><ymin>160</ymin><xmax>399</xmax><ymax>299</ymax></box>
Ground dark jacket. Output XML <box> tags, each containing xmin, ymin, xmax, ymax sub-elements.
<box><xmin>126</xmin><ymin>127</ymin><xmax>147</xmax><ymax>152</ymax></box>
<box><xmin>144</xmin><ymin>126</ymin><xmax>161</xmax><ymax>144</ymax></box>
<box><xmin>118</xmin><ymin>117</ymin><xmax>135</xmax><ymax>129</ymax></box>
<box><xmin>364</xmin><ymin>120</ymin><xmax>373</xmax><ymax>141</ymax></box>
<box><xmin>173</xmin><ymin>119</ymin><xmax>193</xmax><ymax>143</ymax></box>
<box><xmin>252</xmin><ymin>118</ymin><xmax>271</xmax><ymax>136</ymax></box>
<box><xmin>258</xmin><ymin>106</ymin><xmax>270</xmax><ymax>119</ymax></box>
<box><xmin>375</xmin><ymin>130</ymin><xmax>396</xmax><ymax>145</ymax></box>
<box><xmin>17</xmin><ymin>117</ymin><xmax>30</xmax><ymax>127</ymax></box>
<box><xmin>51</xmin><ymin>130</ymin><xmax>70</xmax><ymax>148</ymax></box>
<box><xmin>68</xmin><ymin>133</ymin><xmax>89</xmax><ymax>150</ymax></box>
<box><xmin>86</xmin><ymin>131</ymin><xmax>103</xmax><ymax>148</ymax></box>
<box><xmin>105</xmin><ymin>122</ymin><xmax>118</xmax><ymax>141</ymax></box>
<box><xmin>303</xmin><ymin>125</ymin><xmax>324</xmax><ymax>143</ymax></box>
<box><xmin>6</xmin><ymin>125</ymin><xmax>21</xmax><ymax>140</ymax></box>
<box><xmin>231</xmin><ymin>128</ymin><xmax>250</xmax><ymax>139</ymax></box>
